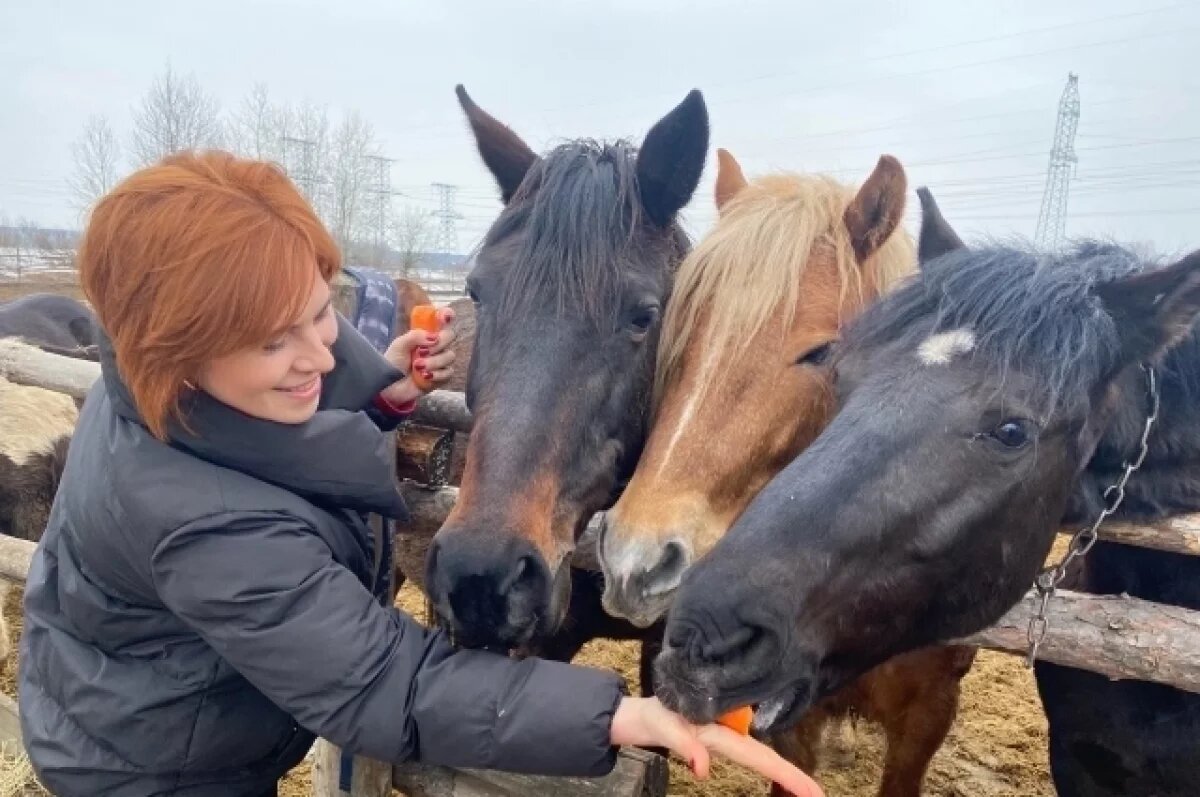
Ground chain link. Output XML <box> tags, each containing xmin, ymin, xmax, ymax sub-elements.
<box><xmin>1024</xmin><ymin>364</ymin><xmax>1160</xmax><ymax>667</ymax></box>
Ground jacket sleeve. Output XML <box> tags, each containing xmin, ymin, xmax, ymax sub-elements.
<box><xmin>150</xmin><ymin>511</ymin><xmax>625</xmax><ymax>775</ymax></box>
<box><xmin>321</xmin><ymin>314</ymin><xmax>412</xmax><ymax>431</ymax></box>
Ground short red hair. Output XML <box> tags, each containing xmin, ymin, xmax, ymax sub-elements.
<box><xmin>79</xmin><ymin>150</ymin><xmax>341</xmax><ymax>439</ymax></box>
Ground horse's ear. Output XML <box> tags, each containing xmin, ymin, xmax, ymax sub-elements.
<box><xmin>916</xmin><ymin>186</ymin><xmax>965</xmax><ymax>267</ymax></box>
<box><xmin>456</xmin><ymin>84</ymin><xmax>537</xmax><ymax>204</ymax></box>
<box><xmin>1096</xmin><ymin>249</ymin><xmax>1200</xmax><ymax>366</ymax></box>
<box><xmin>637</xmin><ymin>90</ymin><xmax>710</xmax><ymax>227</ymax></box>
<box><xmin>843</xmin><ymin>155</ymin><xmax>906</xmax><ymax>264</ymax></box>
<box><xmin>714</xmin><ymin>148</ymin><xmax>748</xmax><ymax>211</ymax></box>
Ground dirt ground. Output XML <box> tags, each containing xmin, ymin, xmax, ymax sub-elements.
<box><xmin>0</xmin><ymin>275</ymin><xmax>86</xmax><ymax>304</ymax></box>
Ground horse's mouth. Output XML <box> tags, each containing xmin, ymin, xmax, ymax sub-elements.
<box><xmin>750</xmin><ymin>684</ymin><xmax>809</xmax><ymax>737</ymax></box>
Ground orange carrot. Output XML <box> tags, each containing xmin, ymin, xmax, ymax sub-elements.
<box><xmin>717</xmin><ymin>705</ymin><xmax>753</xmax><ymax>736</ymax></box>
<box><xmin>409</xmin><ymin>305</ymin><xmax>444</xmax><ymax>391</ymax></box>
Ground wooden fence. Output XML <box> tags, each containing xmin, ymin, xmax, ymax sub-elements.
<box><xmin>4</xmin><ymin>342</ymin><xmax>1200</xmax><ymax>795</ymax></box>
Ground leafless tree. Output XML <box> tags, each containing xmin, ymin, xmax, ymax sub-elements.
<box><xmin>280</xmin><ymin>101</ymin><xmax>330</xmax><ymax>210</ymax></box>
<box><xmin>226</xmin><ymin>82</ymin><xmax>288</xmax><ymax>163</ymax></box>
<box><xmin>390</xmin><ymin>205</ymin><xmax>432</xmax><ymax>276</ymax></box>
<box><xmin>69</xmin><ymin>114</ymin><xmax>121</xmax><ymax>212</ymax></box>
<box><xmin>8</xmin><ymin>217</ymin><xmax>39</xmax><ymax>283</ymax></box>
<box><xmin>325</xmin><ymin>112</ymin><xmax>379</xmax><ymax>250</ymax></box>
<box><xmin>129</xmin><ymin>64</ymin><xmax>223</xmax><ymax>166</ymax></box>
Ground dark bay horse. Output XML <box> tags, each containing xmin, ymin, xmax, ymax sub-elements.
<box><xmin>598</xmin><ymin>150</ymin><xmax>974</xmax><ymax>797</ymax></box>
<box><xmin>655</xmin><ymin>188</ymin><xmax>1200</xmax><ymax>796</ymax></box>
<box><xmin>0</xmin><ymin>293</ymin><xmax>99</xmax><ymax>358</ymax></box>
<box><xmin>425</xmin><ymin>86</ymin><xmax>709</xmax><ymax>661</ymax></box>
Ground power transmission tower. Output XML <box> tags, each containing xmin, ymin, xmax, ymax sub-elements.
<box><xmin>1034</xmin><ymin>73</ymin><xmax>1080</xmax><ymax>251</ymax></box>
<box><xmin>281</xmin><ymin>135</ymin><xmax>318</xmax><ymax>205</ymax></box>
<box><xmin>365</xmin><ymin>154</ymin><xmax>394</xmax><ymax>266</ymax></box>
<box><xmin>431</xmin><ymin>182</ymin><xmax>462</xmax><ymax>255</ymax></box>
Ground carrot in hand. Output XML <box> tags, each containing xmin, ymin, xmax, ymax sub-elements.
<box><xmin>717</xmin><ymin>705</ymin><xmax>753</xmax><ymax>736</ymax></box>
<box><xmin>409</xmin><ymin>305</ymin><xmax>444</xmax><ymax>391</ymax></box>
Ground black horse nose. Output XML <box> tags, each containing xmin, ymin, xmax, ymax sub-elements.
<box><xmin>665</xmin><ymin>608</ymin><xmax>783</xmax><ymax>676</ymax></box>
<box><xmin>426</xmin><ymin>530</ymin><xmax>550</xmax><ymax>650</ymax></box>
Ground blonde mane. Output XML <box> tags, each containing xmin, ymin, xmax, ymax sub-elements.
<box><xmin>655</xmin><ymin>173</ymin><xmax>915</xmax><ymax>399</ymax></box>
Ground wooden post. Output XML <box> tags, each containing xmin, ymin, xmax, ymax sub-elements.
<box><xmin>0</xmin><ymin>694</ymin><xmax>21</xmax><ymax>749</ymax></box>
<box><xmin>311</xmin><ymin>739</ymin><xmax>392</xmax><ymax>797</ymax></box>
<box><xmin>393</xmin><ymin>747</ymin><xmax>668</xmax><ymax>797</ymax></box>
<box><xmin>0</xmin><ymin>534</ymin><xmax>34</xmax><ymax>586</ymax></box>
<box><xmin>0</xmin><ymin>337</ymin><xmax>99</xmax><ymax>400</ymax></box>
<box><xmin>395</xmin><ymin>425</ymin><xmax>455</xmax><ymax>487</ymax></box>
<box><xmin>408</xmin><ymin>390</ymin><xmax>472</xmax><ymax>434</ymax></box>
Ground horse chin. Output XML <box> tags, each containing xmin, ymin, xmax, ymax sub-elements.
<box><xmin>653</xmin><ymin>643</ymin><xmax>823</xmax><ymax>733</ymax></box>
<box><xmin>749</xmin><ymin>678</ymin><xmax>818</xmax><ymax>737</ymax></box>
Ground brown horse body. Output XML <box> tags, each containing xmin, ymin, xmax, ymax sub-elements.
<box><xmin>598</xmin><ymin>151</ymin><xmax>973</xmax><ymax>797</ymax></box>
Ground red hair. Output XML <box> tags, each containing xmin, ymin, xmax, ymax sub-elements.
<box><xmin>78</xmin><ymin>150</ymin><xmax>341</xmax><ymax>439</ymax></box>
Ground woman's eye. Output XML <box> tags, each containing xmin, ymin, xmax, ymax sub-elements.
<box><xmin>795</xmin><ymin>342</ymin><xmax>833</xmax><ymax>367</ymax></box>
<box><xmin>263</xmin><ymin>336</ymin><xmax>287</xmax><ymax>353</ymax></box>
<box><xmin>991</xmin><ymin>419</ymin><xmax>1031</xmax><ymax>449</ymax></box>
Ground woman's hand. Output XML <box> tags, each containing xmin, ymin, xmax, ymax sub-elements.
<box><xmin>380</xmin><ymin>307</ymin><xmax>458</xmax><ymax>406</ymax></box>
<box><xmin>610</xmin><ymin>697</ymin><xmax>823</xmax><ymax>797</ymax></box>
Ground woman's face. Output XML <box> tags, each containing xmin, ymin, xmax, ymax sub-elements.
<box><xmin>197</xmin><ymin>264</ymin><xmax>338</xmax><ymax>424</ymax></box>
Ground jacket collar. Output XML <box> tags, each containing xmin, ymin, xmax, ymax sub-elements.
<box><xmin>98</xmin><ymin>327</ymin><xmax>409</xmax><ymax>520</ymax></box>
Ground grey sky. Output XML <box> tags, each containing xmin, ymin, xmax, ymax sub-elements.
<box><xmin>2</xmin><ymin>0</ymin><xmax>1197</xmax><ymax>256</ymax></box>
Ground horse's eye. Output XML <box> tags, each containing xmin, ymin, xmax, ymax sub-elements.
<box><xmin>629</xmin><ymin>305</ymin><xmax>661</xmax><ymax>340</ymax></box>
<box><xmin>466</xmin><ymin>285</ymin><xmax>481</xmax><ymax>305</ymax></box>
<box><xmin>991</xmin><ymin>419</ymin><xmax>1032</xmax><ymax>449</ymax></box>
<box><xmin>795</xmin><ymin>342</ymin><xmax>833</xmax><ymax>367</ymax></box>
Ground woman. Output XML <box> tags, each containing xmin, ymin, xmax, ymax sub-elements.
<box><xmin>17</xmin><ymin>151</ymin><xmax>820</xmax><ymax>797</ymax></box>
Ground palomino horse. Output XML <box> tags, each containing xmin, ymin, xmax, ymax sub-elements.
<box><xmin>426</xmin><ymin>85</ymin><xmax>709</xmax><ymax>665</ymax></box>
<box><xmin>599</xmin><ymin>150</ymin><xmax>974</xmax><ymax>797</ymax></box>
<box><xmin>656</xmin><ymin>188</ymin><xmax>1200</xmax><ymax>797</ymax></box>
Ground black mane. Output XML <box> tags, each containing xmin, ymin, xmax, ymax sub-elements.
<box><xmin>844</xmin><ymin>241</ymin><xmax>1163</xmax><ymax>416</ymax></box>
<box><xmin>486</xmin><ymin>139</ymin><xmax>676</xmax><ymax>326</ymax></box>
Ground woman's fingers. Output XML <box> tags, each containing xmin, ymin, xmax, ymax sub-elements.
<box><xmin>421</xmin><ymin>350</ymin><xmax>455</xmax><ymax>371</ymax></box>
<box><xmin>695</xmin><ymin>725</ymin><xmax>824</xmax><ymax>797</ymax></box>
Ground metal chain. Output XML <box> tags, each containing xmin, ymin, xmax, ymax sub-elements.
<box><xmin>1025</xmin><ymin>364</ymin><xmax>1160</xmax><ymax>667</ymax></box>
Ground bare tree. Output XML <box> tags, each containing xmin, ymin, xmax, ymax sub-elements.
<box><xmin>130</xmin><ymin>64</ymin><xmax>223</xmax><ymax>166</ymax></box>
<box><xmin>390</xmin><ymin>205</ymin><xmax>432</xmax><ymax>276</ymax></box>
<box><xmin>280</xmin><ymin>101</ymin><xmax>330</xmax><ymax>210</ymax></box>
<box><xmin>325</xmin><ymin>112</ymin><xmax>379</xmax><ymax>250</ymax></box>
<box><xmin>10</xmin><ymin>217</ymin><xmax>39</xmax><ymax>283</ymax></box>
<box><xmin>69</xmin><ymin>114</ymin><xmax>121</xmax><ymax>212</ymax></box>
<box><xmin>227</xmin><ymin>82</ymin><xmax>288</xmax><ymax>163</ymax></box>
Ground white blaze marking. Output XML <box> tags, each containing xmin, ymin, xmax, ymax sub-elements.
<box><xmin>917</xmin><ymin>328</ymin><xmax>975</xmax><ymax>366</ymax></box>
<box><xmin>654</xmin><ymin>343</ymin><xmax>722</xmax><ymax>480</ymax></box>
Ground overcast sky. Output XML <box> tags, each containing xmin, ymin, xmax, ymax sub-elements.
<box><xmin>3</xmin><ymin>0</ymin><xmax>1198</xmax><ymax>256</ymax></box>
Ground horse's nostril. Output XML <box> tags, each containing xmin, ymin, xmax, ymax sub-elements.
<box><xmin>499</xmin><ymin>556</ymin><xmax>529</xmax><ymax>593</ymax></box>
<box><xmin>642</xmin><ymin>540</ymin><xmax>688</xmax><ymax>598</ymax></box>
<box><xmin>671</xmin><ymin>617</ymin><xmax>779</xmax><ymax>673</ymax></box>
